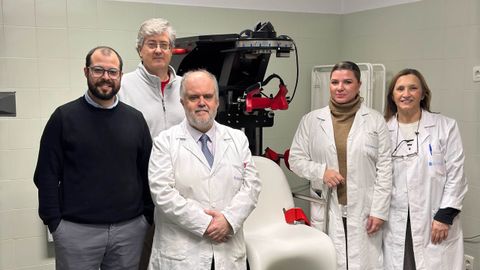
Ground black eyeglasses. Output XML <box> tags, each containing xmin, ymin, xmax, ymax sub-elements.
<box><xmin>88</xmin><ymin>66</ymin><xmax>121</xmax><ymax>79</ymax></box>
<box><xmin>391</xmin><ymin>132</ymin><xmax>419</xmax><ymax>159</ymax></box>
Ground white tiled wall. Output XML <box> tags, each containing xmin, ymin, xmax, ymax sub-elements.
<box><xmin>3</xmin><ymin>59</ymin><xmax>39</xmax><ymax>88</ymax></box>
<box><xmin>35</xmin><ymin>0</ymin><xmax>67</xmax><ymax>28</ymax></box>
<box><xmin>66</xmin><ymin>0</ymin><xmax>98</xmax><ymax>29</ymax></box>
<box><xmin>4</xmin><ymin>26</ymin><xmax>37</xmax><ymax>58</ymax></box>
<box><xmin>1</xmin><ymin>0</ymin><xmax>479</xmax><ymax>269</ymax></box>
<box><xmin>3</xmin><ymin>0</ymin><xmax>35</xmax><ymax>27</ymax></box>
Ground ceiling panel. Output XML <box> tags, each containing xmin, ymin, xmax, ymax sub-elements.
<box><xmin>113</xmin><ymin>0</ymin><xmax>422</xmax><ymax>14</ymax></box>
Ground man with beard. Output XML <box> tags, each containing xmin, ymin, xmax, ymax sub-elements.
<box><xmin>34</xmin><ymin>46</ymin><xmax>153</xmax><ymax>270</ymax></box>
<box><xmin>148</xmin><ymin>70</ymin><xmax>261</xmax><ymax>270</ymax></box>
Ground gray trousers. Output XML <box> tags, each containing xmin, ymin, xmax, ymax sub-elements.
<box><xmin>138</xmin><ymin>224</ymin><xmax>154</xmax><ymax>270</ymax></box>
<box><xmin>52</xmin><ymin>216</ymin><xmax>149</xmax><ymax>270</ymax></box>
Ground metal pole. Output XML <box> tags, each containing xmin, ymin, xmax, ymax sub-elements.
<box><xmin>324</xmin><ymin>188</ymin><xmax>332</xmax><ymax>234</ymax></box>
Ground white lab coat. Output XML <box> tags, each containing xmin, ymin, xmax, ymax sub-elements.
<box><xmin>148</xmin><ymin>120</ymin><xmax>261</xmax><ymax>270</ymax></box>
<box><xmin>289</xmin><ymin>104</ymin><xmax>392</xmax><ymax>270</ymax></box>
<box><xmin>383</xmin><ymin>110</ymin><xmax>467</xmax><ymax>270</ymax></box>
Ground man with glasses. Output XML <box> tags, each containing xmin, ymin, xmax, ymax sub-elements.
<box><xmin>117</xmin><ymin>18</ymin><xmax>186</xmax><ymax>269</ymax></box>
<box><xmin>118</xmin><ymin>18</ymin><xmax>184</xmax><ymax>138</ymax></box>
<box><xmin>34</xmin><ymin>46</ymin><xmax>153</xmax><ymax>270</ymax></box>
<box><xmin>118</xmin><ymin>18</ymin><xmax>185</xmax><ymax>270</ymax></box>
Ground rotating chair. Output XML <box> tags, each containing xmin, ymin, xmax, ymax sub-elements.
<box><xmin>244</xmin><ymin>156</ymin><xmax>337</xmax><ymax>270</ymax></box>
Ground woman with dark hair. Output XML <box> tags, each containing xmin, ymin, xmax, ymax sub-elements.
<box><xmin>290</xmin><ymin>61</ymin><xmax>392</xmax><ymax>269</ymax></box>
<box><xmin>383</xmin><ymin>68</ymin><xmax>467</xmax><ymax>270</ymax></box>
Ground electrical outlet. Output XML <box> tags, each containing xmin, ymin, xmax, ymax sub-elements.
<box><xmin>473</xmin><ymin>66</ymin><xmax>480</xmax><ymax>82</ymax></box>
<box><xmin>465</xmin><ymin>254</ymin><xmax>474</xmax><ymax>270</ymax></box>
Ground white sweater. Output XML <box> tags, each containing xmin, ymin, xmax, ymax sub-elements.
<box><xmin>119</xmin><ymin>63</ymin><xmax>185</xmax><ymax>138</ymax></box>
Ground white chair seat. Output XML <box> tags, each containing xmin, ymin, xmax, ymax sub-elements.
<box><xmin>244</xmin><ymin>156</ymin><xmax>336</xmax><ymax>270</ymax></box>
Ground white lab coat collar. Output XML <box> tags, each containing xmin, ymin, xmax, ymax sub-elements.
<box><xmin>315</xmin><ymin>103</ymin><xmax>370</xmax><ymax>143</ymax></box>
<box><xmin>185</xmin><ymin>121</ymin><xmax>216</xmax><ymax>154</ymax></box>
<box><xmin>177</xmin><ymin>120</ymin><xmax>231</xmax><ymax>172</ymax></box>
<box><xmin>388</xmin><ymin>109</ymin><xmax>436</xmax><ymax>144</ymax></box>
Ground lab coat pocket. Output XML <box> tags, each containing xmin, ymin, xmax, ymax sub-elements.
<box><xmin>364</xmin><ymin>132</ymin><xmax>379</xmax><ymax>161</ymax></box>
<box><xmin>230</xmin><ymin>232</ymin><xmax>247</xmax><ymax>259</ymax></box>
<box><xmin>429</xmin><ymin>151</ymin><xmax>447</xmax><ymax>179</ymax></box>
<box><xmin>425</xmin><ymin>242</ymin><xmax>446</xmax><ymax>269</ymax></box>
<box><xmin>309</xmin><ymin>190</ymin><xmax>326</xmax><ymax>231</ymax></box>
<box><xmin>158</xmin><ymin>223</ymin><xmax>188</xmax><ymax>260</ymax></box>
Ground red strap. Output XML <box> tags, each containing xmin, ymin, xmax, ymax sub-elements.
<box><xmin>283</xmin><ymin>149</ymin><xmax>290</xmax><ymax>170</ymax></box>
<box><xmin>284</xmin><ymin>207</ymin><xmax>311</xmax><ymax>226</ymax></box>
<box><xmin>263</xmin><ymin>147</ymin><xmax>280</xmax><ymax>164</ymax></box>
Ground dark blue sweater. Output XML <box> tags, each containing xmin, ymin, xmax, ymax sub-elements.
<box><xmin>34</xmin><ymin>97</ymin><xmax>153</xmax><ymax>232</ymax></box>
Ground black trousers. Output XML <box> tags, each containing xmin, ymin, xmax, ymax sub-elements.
<box><xmin>404</xmin><ymin>211</ymin><xmax>416</xmax><ymax>269</ymax></box>
<box><xmin>343</xmin><ymin>217</ymin><xmax>349</xmax><ymax>270</ymax></box>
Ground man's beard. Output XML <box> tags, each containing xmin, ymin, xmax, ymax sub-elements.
<box><xmin>87</xmin><ymin>78</ymin><xmax>119</xmax><ymax>100</ymax></box>
<box><xmin>187</xmin><ymin>107</ymin><xmax>217</xmax><ymax>132</ymax></box>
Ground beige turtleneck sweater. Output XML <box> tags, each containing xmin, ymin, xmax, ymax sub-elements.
<box><xmin>329</xmin><ymin>95</ymin><xmax>362</xmax><ymax>205</ymax></box>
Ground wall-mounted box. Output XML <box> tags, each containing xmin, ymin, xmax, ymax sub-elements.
<box><xmin>0</xmin><ymin>92</ymin><xmax>16</xmax><ymax>117</ymax></box>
